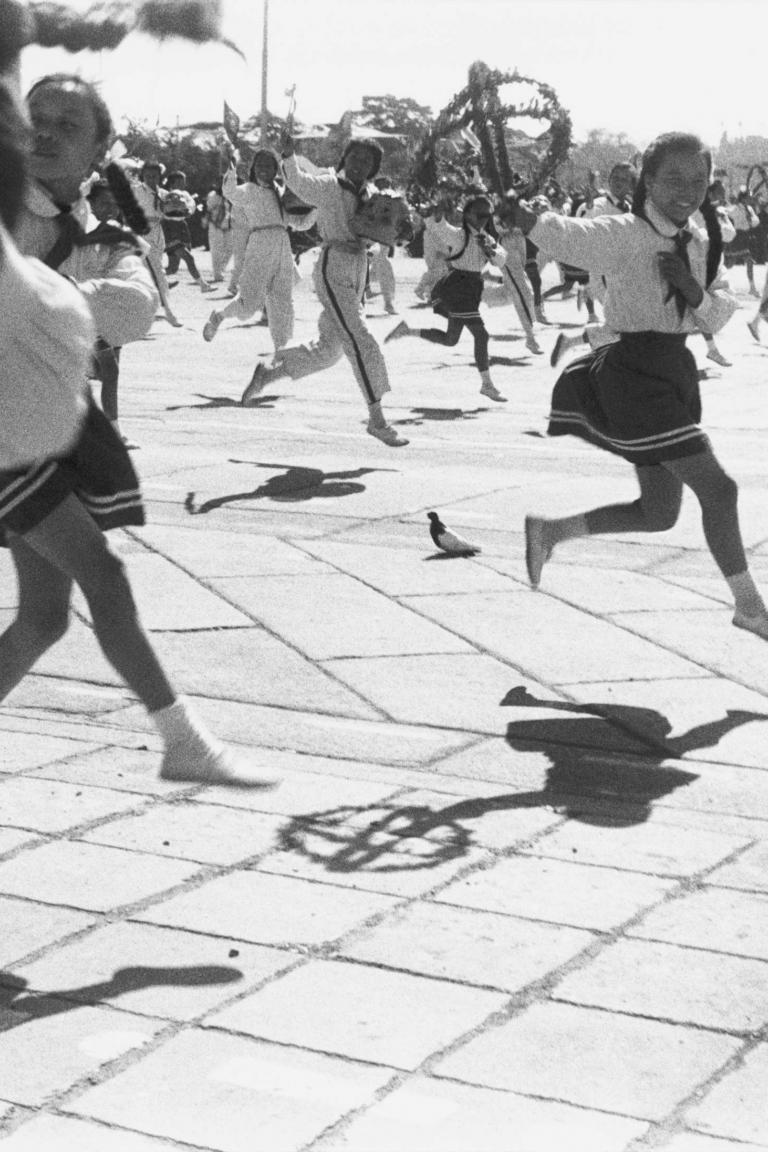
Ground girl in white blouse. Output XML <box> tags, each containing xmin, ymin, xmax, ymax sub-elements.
<box><xmin>385</xmin><ymin>196</ymin><xmax>509</xmax><ymax>402</ymax></box>
<box><xmin>0</xmin><ymin>75</ymin><xmax>275</xmax><ymax>785</ymax></box>
<box><xmin>203</xmin><ymin>149</ymin><xmax>316</xmax><ymax>353</ymax></box>
<box><xmin>517</xmin><ymin>132</ymin><xmax>768</xmax><ymax>641</ymax></box>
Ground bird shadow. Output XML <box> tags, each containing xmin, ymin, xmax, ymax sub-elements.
<box><xmin>275</xmin><ymin>686</ymin><xmax>768</xmax><ymax>875</ymax></box>
<box><xmin>185</xmin><ymin>461</ymin><xmax>397</xmax><ymax>514</ymax></box>
<box><xmin>0</xmin><ymin>965</ymin><xmax>242</xmax><ymax>1034</ymax></box>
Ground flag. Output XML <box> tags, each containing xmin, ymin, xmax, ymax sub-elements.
<box><xmin>223</xmin><ymin>101</ymin><xmax>240</xmax><ymax>143</ymax></box>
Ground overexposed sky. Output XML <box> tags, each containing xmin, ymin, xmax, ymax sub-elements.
<box><xmin>19</xmin><ymin>0</ymin><xmax>766</xmax><ymax>148</ymax></box>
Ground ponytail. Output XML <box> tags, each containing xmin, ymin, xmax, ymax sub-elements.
<box><xmin>104</xmin><ymin>163</ymin><xmax>149</xmax><ymax>235</ymax></box>
<box><xmin>698</xmin><ymin>195</ymin><xmax>723</xmax><ymax>287</ymax></box>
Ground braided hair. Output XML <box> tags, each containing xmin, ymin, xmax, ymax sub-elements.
<box><xmin>632</xmin><ymin>132</ymin><xmax>722</xmax><ymax>287</ymax></box>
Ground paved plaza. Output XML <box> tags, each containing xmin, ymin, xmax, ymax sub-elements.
<box><xmin>1</xmin><ymin>250</ymin><xmax>768</xmax><ymax>1150</ymax></box>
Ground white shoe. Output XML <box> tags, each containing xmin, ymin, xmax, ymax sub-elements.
<box><xmin>165</xmin><ymin>313</ymin><xmax>182</xmax><ymax>328</ymax></box>
<box><xmin>367</xmin><ymin>420</ymin><xmax>409</xmax><ymax>447</ymax></box>
<box><xmin>384</xmin><ymin>320</ymin><xmax>410</xmax><ymax>344</ymax></box>
<box><xmin>480</xmin><ymin>381</ymin><xmax>507</xmax><ymax>402</ymax></box>
<box><xmin>160</xmin><ymin>733</ymin><xmax>279</xmax><ymax>788</ymax></box>
<box><xmin>748</xmin><ymin>318</ymin><xmax>761</xmax><ymax>343</ymax></box>
<box><xmin>241</xmin><ymin>364</ymin><xmax>268</xmax><ymax>406</ymax></box>
<box><xmin>525</xmin><ymin>335</ymin><xmax>544</xmax><ymax>355</ymax></box>
<box><xmin>203</xmin><ymin>311</ymin><xmax>223</xmax><ymax>342</ymax></box>
<box><xmin>524</xmin><ymin>515</ymin><xmax>552</xmax><ymax>588</ymax></box>
<box><xmin>706</xmin><ymin>347</ymin><xmax>731</xmax><ymax>367</ymax></box>
<box><xmin>199</xmin><ymin>280</ymin><xmax>214</xmax><ymax>293</ymax></box>
<box><xmin>733</xmin><ymin>610</ymin><xmax>768</xmax><ymax>640</ymax></box>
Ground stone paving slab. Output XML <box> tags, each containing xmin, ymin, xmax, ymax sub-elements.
<box><xmin>66</xmin><ymin>1030</ymin><xmax>393</xmax><ymax>1152</ymax></box>
<box><xmin>684</xmin><ymin>1043</ymin><xmax>768</xmax><ymax>1144</ymax></box>
<box><xmin>0</xmin><ymin>1114</ymin><xmax>189</xmax><ymax>1151</ymax></box>
<box><xmin>0</xmin><ymin>896</ymin><xmax>95</xmax><ymax>967</ymax></box>
<box><xmin>205</xmin><ymin>957</ymin><xmax>507</xmax><ymax>1070</ymax></box>
<box><xmin>434</xmin><ymin>1000</ymin><xmax>740</xmax><ymax>1121</ymax></box>
<box><xmin>0</xmin><ymin>999</ymin><xmax>165</xmax><ymax>1107</ymax></box>
<box><xmin>554</xmin><ymin>937</ymin><xmax>768</xmax><ymax>1032</ymax></box>
<box><xmin>315</xmin><ymin>1075</ymin><xmax>648</xmax><ymax>1152</ymax></box>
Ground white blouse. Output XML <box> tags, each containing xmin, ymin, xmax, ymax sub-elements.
<box><xmin>530</xmin><ymin>201</ymin><xmax>737</xmax><ymax>334</ymax></box>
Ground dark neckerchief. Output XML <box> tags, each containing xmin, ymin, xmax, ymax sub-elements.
<box><xmin>44</xmin><ymin>206</ymin><xmax>140</xmax><ymax>271</ymax></box>
<box><xmin>637</xmin><ymin>208</ymin><xmax>694</xmax><ymax>319</ymax></box>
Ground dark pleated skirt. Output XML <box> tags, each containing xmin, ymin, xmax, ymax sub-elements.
<box><xmin>0</xmin><ymin>400</ymin><xmax>145</xmax><ymax>545</ymax></box>
<box><xmin>547</xmin><ymin>332</ymin><xmax>710</xmax><ymax>464</ymax></box>
<box><xmin>432</xmin><ymin>269</ymin><xmax>484</xmax><ymax>320</ymax></box>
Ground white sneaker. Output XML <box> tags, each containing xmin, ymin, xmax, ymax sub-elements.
<box><xmin>748</xmin><ymin>318</ymin><xmax>761</xmax><ymax>343</ymax></box>
<box><xmin>367</xmin><ymin>420</ymin><xmax>409</xmax><ymax>447</ymax></box>
<box><xmin>384</xmin><ymin>320</ymin><xmax>410</xmax><ymax>344</ymax></box>
<box><xmin>203</xmin><ymin>311</ymin><xmax>223</xmax><ymax>342</ymax></box>
<box><xmin>733</xmin><ymin>610</ymin><xmax>768</xmax><ymax>640</ymax></box>
<box><xmin>706</xmin><ymin>347</ymin><xmax>731</xmax><ymax>367</ymax></box>
<box><xmin>160</xmin><ymin>733</ymin><xmax>279</xmax><ymax>788</ymax></box>
<box><xmin>480</xmin><ymin>381</ymin><xmax>507</xmax><ymax>402</ymax></box>
<box><xmin>241</xmin><ymin>364</ymin><xmax>268</xmax><ymax>406</ymax></box>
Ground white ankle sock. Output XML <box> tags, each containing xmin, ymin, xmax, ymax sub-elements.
<box><xmin>151</xmin><ymin>698</ymin><xmax>216</xmax><ymax>748</ymax></box>
<box><xmin>727</xmin><ymin>571</ymin><xmax>766</xmax><ymax>617</ymax></box>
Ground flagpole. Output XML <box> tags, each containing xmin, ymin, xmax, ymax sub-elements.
<box><xmin>260</xmin><ymin>0</ymin><xmax>269</xmax><ymax>146</ymax></box>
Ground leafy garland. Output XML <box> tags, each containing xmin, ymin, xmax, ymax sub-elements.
<box><xmin>410</xmin><ymin>61</ymin><xmax>572</xmax><ymax>200</ymax></box>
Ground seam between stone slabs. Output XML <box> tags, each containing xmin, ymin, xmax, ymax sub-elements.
<box><xmin>622</xmin><ymin>1028</ymin><xmax>768</xmax><ymax>1152</ymax></box>
<box><xmin>123</xmin><ymin>526</ymin><xmax>405</xmax><ymax>724</ymax></box>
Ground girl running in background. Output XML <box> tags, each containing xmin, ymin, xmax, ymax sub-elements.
<box><xmin>241</xmin><ymin>135</ymin><xmax>408</xmax><ymax>447</ymax></box>
<box><xmin>203</xmin><ymin>149</ymin><xmax>316</xmax><ymax>354</ymax></box>
<box><xmin>517</xmin><ymin>133</ymin><xmax>768</xmax><ymax>641</ymax></box>
<box><xmin>385</xmin><ymin>195</ymin><xmax>509</xmax><ymax>402</ymax></box>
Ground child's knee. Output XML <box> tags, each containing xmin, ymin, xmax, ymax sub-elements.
<box><xmin>639</xmin><ymin>496</ymin><xmax>681</xmax><ymax>532</ymax></box>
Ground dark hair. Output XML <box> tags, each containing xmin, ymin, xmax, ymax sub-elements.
<box><xmin>461</xmin><ymin>194</ymin><xmax>498</xmax><ymax>241</ymax></box>
<box><xmin>26</xmin><ymin>72</ymin><xmax>113</xmax><ymax>151</ymax></box>
<box><xmin>337</xmin><ymin>139</ymin><xmax>382</xmax><ymax>180</ymax></box>
<box><xmin>103</xmin><ymin>162</ymin><xmax>149</xmax><ymax>234</ymax></box>
<box><xmin>632</xmin><ymin>131</ymin><xmax>721</xmax><ymax>286</ymax></box>
<box><xmin>0</xmin><ymin>84</ymin><xmax>29</xmax><ymax>230</ymax></box>
<box><xmin>248</xmin><ymin>148</ymin><xmax>280</xmax><ymax>185</ymax></box>
<box><xmin>608</xmin><ymin>161</ymin><xmax>636</xmax><ymax>181</ymax></box>
<box><xmin>167</xmin><ymin>169</ymin><xmax>186</xmax><ymax>185</ymax></box>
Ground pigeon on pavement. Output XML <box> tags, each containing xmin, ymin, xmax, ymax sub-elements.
<box><xmin>427</xmin><ymin>511</ymin><xmax>481</xmax><ymax>555</ymax></box>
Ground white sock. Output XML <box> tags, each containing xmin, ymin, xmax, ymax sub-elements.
<box><xmin>727</xmin><ymin>571</ymin><xmax>766</xmax><ymax>617</ymax></box>
<box><xmin>151</xmin><ymin>698</ymin><xmax>218</xmax><ymax>749</ymax></box>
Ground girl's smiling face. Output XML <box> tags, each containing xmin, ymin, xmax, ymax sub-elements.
<box><xmin>342</xmin><ymin>145</ymin><xmax>376</xmax><ymax>186</ymax></box>
<box><xmin>646</xmin><ymin>151</ymin><xmax>709</xmax><ymax>227</ymax></box>
<box><xmin>252</xmin><ymin>153</ymin><xmax>278</xmax><ymax>185</ymax></box>
<box><xmin>465</xmin><ymin>200</ymin><xmax>493</xmax><ymax>230</ymax></box>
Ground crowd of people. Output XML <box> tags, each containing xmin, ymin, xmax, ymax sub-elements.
<box><xmin>4</xmin><ymin>62</ymin><xmax>768</xmax><ymax>793</ymax></box>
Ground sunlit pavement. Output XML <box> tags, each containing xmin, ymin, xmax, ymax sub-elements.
<box><xmin>1</xmin><ymin>250</ymin><xmax>768</xmax><ymax>1150</ymax></box>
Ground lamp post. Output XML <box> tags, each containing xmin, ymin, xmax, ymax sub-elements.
<box><xmin>260</xmin><ymin>0</ymin><xmax>269</xmax><ymax>146</ymax></box>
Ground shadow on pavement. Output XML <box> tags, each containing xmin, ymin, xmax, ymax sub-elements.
<box><xmin>0</xmin><ymin>965</ymin><xmax>242</xmax><ymax>1033</ymax></box>
<box><xmin>166</xmin><ymin>394</ymin><xmax>257</xmax><ymax>411</ymax></box>
<box><xmin>277</xmin><ymin>686</ymin><xmax>768</xmax><ymax>873</ymax></box>
<box><xmin>185</xmin><ymin>462</ymin><xmax>395</xmax><ymax>513</ymax></box>
<box><xmin>397</xmin><ymin>407</ymin><xmax>486</xmax><ymax>425</ymax></box>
